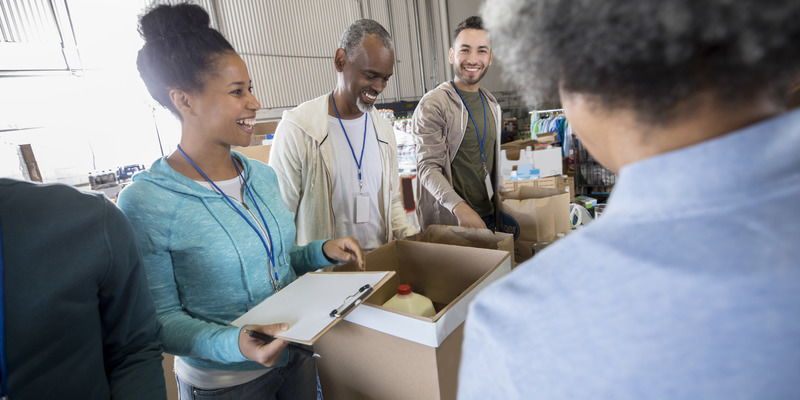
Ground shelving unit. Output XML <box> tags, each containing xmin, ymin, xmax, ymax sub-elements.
<box><xmin>572</xmin><ymin>134</ymin><xmax>615</xmax><ymax>201</ymax></box>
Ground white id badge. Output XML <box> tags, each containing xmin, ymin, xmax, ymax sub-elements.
<box><xmin>355</xmin><ymin>193</ymin><xmax>370</xmax><ymax>223</ymax></box>
<box><xmin>485</xmin><ymin>174</ymin><xmax>494</xmax><ymax>199</ymax></box>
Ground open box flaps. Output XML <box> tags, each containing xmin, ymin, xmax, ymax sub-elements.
<box><xmin>318</xmin><ymin>240</ymin><xmax>511</xmax><ymax>399</ymax></box>
<box><xmin>343</xmin><ymin>241</ymin><xmax>509</xmax><ymax>346</ymax></box>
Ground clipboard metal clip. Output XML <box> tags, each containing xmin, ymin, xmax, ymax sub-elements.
<box><xmin>330</xmin><ymin>284</ymin><xmax>373</xmax><ymax>318</ymax></box>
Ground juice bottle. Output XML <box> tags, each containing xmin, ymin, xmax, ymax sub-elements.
<box><xmin>382</xmin><ymin>284</ymin><xmax>436</xmax><ymax>317</ymax></box>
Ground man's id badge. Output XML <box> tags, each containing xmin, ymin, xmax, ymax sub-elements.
<box><xmin>485</xmin><ymin>174</ymin><xmax>494</xmax><ymax>200</ymax></box>
<box><xmin>356</xmin><ymin>192</ymin><xmax>370</xmax><ymax>223</ymax></box>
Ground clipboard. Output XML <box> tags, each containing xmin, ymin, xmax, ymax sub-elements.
<box><xmin>230</xmin><ymin>271</ymin><xmax>394</xmax><ymax>345</ymax></box>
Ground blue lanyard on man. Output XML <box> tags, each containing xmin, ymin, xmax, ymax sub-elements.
<box><xmin>0</xmin><ymin>223</ymin><xmax>9</xmax><ymax>400</ymax></box>
<box><xmin>330</xmin><ymin>92</ymin><xmax>369</xmax><ymax>192</ymax></box>
<box><xmin>330</xmin><ymin>92</ymin><xmax>374</xmax><ymax>224</ymax></box>
<box><xmin>176</xmin><ymin>146</ymin><xmax>281</xmax><ymax>291</ymax></box>
<box><xmin>452</xmin><ymin>81</ymin><xmax>489</xmax><ymax>174</ymax></box>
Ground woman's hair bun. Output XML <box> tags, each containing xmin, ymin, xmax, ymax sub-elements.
<box><xmin>136</xmin><ymin>3</ymin><xmax>235</xmax><ymax>116</ymax></box>
<box><xmin>139</xmin><ymin>3</ymin><xmax>211</xmax><ymax>43</ymax></box>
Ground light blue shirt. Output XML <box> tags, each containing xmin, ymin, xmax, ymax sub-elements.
<box><xmin>459</xmin><ymin>110</ymin><xmax>800</xmax><ymax>399</ymax></box>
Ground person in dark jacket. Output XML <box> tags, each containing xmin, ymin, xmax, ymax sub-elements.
<box><xmin>0</xmin><ymin>178</ymin><xmax>166</xmax><ymax>399</ymax></box>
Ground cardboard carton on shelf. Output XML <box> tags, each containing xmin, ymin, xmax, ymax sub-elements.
<box><xmin>534</xmin><ymin>132</ymin><xmax>558</xmax><ymax>144</ymax></box>
<box><xmin>500</xmin><ymin>138</ymin><xmax>537</xmax><ymax>161</ymax></box>
<box><xmin>232</xmin><ymin>144</ymin><xmax>271</xmax><ymax>164</ymax></box>
<box><xmin>500</xmin><ymin>146</ymin><xmax>563</xmax><ymax>179</ymax></box>
<box><xmin>530</xmin><ymin>147</ymin><xmax>562</xmax><ymax>178</ymax></box>
<box><xmin>316</xmin><ymin>240</ymin><xmax>512</xmax><ymax>400</ymax></box>
<box><xmin>242</xmin><ymin>119</ymin><xmax>280</xmax><ymax>146</ymax></box>
<box><xmin>501</xmin><ymin>175</ymin><xmax>575</xmax><ymax>203</ymax></box>
<box><xmin>254</xmin><ymin>120</ymin><xmax>279</xmax><ymax>136</ymax></box>
<box><xmin>249</xmin><ymin>134</ymin><xmax>267</xmax><ymax>146</ymax></box>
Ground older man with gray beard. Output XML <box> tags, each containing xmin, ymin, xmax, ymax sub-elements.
<box><xmin>270</xmin><ymin>19</ymin><xmax>416</xmax><ymax>250</ymax></box>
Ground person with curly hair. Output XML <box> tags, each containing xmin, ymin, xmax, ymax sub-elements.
<box><xmin>460</xmin><ymin>0</ymin><xmax>800</xmax><ymax>398</ymax></box>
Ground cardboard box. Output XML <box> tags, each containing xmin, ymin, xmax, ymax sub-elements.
<box><xmin>501</xmin><ymin>175</ymin><xmax>575</xmax><ymax>202</ymax></box>
<box><xmin>499</xmin><ymin>146</ymin><xmax>563</xmax><ymax>182</ymax></box>
<box><xmin>247</xmin><ymin>134</ymin><xmax>264</xmax><ymax>146</ymax></box>
<box><xmin>514</xmin><ymin>236</ymin><xmax>565</xmax><ymax>264</ymax></box>
<box><xmin>317</xmin><ymin>240</ymin><xmax>512</xmax><ymax>400</ymax></box>
<box><xmin>407</xmin><ymin>224</ymin><xmax>514</xmax><ymax>258</ymax></box>
<box><xmin>254</xmin><ymin>120</ymin><xmax>279</xmax><ymax>136</ymax></box>
<box><xmin>500</xmin><ymin>138</ymin><xmax>537</xmax><ymax>161</ymax></box>
<box><xmin>531</xmin><ymin>147</ymin><xmax>562</xmax><ymax>177</ymax></box>
<box><xmin>534</xmin><ymin>132</ymin><xmax>557</xmax><ymax>144</ymax></box>
<box><xmin>514</xmin><ymin>239</ymin><xmax>536</xmax><ymax>263</ymax></box>
<box><xmin>162</xmin><ymin>354</ymin><xmax>178</xmax><ymax>400</ymax></box>
<box><xmin>502</xmin><ymin>187</ymin><xmax>570</xmax><ymax>243</ymax></box>
<box><xmin>232</xmin><ymin>144</ymin><xmax>271</xmax><ymax>163</ymax></box>
<box><xmin>534</xmin><ymin>241</ymin><xmax>554</xmax><ymax>253</ymax></box>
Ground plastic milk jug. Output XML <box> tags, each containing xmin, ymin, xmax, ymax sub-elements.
<box><xmin>382</xmin><ymin>284</ymin><xmax>436</xmax><ymax>317</ymax></box>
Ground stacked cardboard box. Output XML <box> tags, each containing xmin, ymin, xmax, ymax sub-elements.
<box><xmin>232</xmin><ymin>145</ymin><xmax>271</xmax><ymax>163</ymax></box>
<box><xmin>232</xmin><ymin>120</ymin><xmax>279</xmax><ymax>163</ymax></box>
<box><xmin>529</xmin><ymin>147</ymin><xmax>563</xmax><ymax>177</ymax></box>
<box><xmin>534</xmin><ymin>132</ymin><xmax>558</xmax><ymax>144</ymax></box>
<box><xmin>500</xmin><ymin>138</ymin><xmax>537</xmax><ymax>161</ymax></box>
<box><xmin>499</xmin><ymin>143</ymin><xmax>563</xmax><ymax>179</ymax></box>
<box><xmin>501</xmin><ymin>175</ymin><xmax>575</xmax><ymax>202</ymax></box>
<box><xmin>250</xmin><ymin>120</ymin><xmax>279</xmax><ymax>145</ymax></box>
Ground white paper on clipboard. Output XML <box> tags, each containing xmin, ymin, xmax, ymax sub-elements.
<box><xmin>230</xmin><ymin>271</ymin><xmax>393</xmax><ymax>345</ymax></box>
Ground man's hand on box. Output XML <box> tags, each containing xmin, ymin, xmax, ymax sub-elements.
<box><xmin>453</xmin><ymin>202</ymin><xmax>488</xmax><ymax>230</ymax></box>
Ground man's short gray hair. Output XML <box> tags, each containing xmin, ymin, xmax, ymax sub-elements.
<box><xmin>339</xmin><ymin>19</ymin><xmax>394</xmax><ymax>54</ymax></box>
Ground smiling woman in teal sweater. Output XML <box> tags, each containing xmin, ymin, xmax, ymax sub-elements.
<box><xmin>119</xmin><ymin>154</ymin><xmax>334</xmax><ymax>368</ymax></box>
<box><xmin>119</xmin><ymin>4</ymin><xmax>363</xmax><ymax>399</ymax></box>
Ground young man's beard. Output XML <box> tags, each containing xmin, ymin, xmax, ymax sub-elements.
<box><xmin>456</xmin><ymin>64</ymin><xmax>489</xmax><ymax>85</ymax></box>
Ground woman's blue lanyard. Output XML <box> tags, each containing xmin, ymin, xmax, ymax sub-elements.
<box><xmin>330</xmin><ymin>92</ymin><xmax>368</xmax><ymax>191</ymax></box>
<box><xmin>0</xmin><ymin>223</ymin><xmax>8</xmax><ymax>400</ymax></box>
<box><xmin>452</xmin><ymin>82</ymin><xmax>488</xmax><ymax>169</ymax></box>
<box><xmin>176</xmin><ymin>146</ymin><xmax>279</xmax><ymax>288</ymax></box>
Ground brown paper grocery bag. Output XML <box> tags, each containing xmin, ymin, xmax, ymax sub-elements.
<box><xmin>501</xmin><ymin>187</ymin><xmax>570</xmax><ymax>243</ymax></box>
<box><xmin>407</xmin><ymin>224</ymin><xmax>514</xmax><ymax>256</ymax></box>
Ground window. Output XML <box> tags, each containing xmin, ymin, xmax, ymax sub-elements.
<box><xmin>0</xmin><ymin>0</ymin><xmax>80</xmax><ymax>72</ymax></box>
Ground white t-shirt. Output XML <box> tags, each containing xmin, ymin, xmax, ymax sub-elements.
<box><xmin>196</xmin><ymin>175</ymin><xmax>243</xmax><ymax>203</ymax></box>
<box><xmin>327</xmin><ymin>113</ymin><xmax>386</xmax><ymax>250</ymax></box>
<box><xmin>174</xmin><ymin>356</ymin><xmax>269</xmax><ymax>390</ymax></box>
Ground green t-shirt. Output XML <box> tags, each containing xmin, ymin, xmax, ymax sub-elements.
<box><xmin>451</xmin><ymin>89</ymin><xmax>496</xmax><ymax>217</ymax></box>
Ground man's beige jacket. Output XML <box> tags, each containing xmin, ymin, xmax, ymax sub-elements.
<box><xmin>270</xmin><ymin>93</ymin><xmax>417</xmax><ymax>246</ymax></box>
<box><xmin>411</xmin><ymin>82</ymin><xmax>502</xmax><ymax>229</ymax></box>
